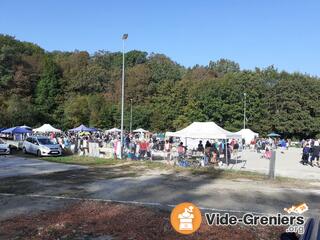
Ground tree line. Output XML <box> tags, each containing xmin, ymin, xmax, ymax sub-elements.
<box><xmin>1</xmin><ymin>34</ymin><xmax>319</xmax><ymax>139</ymax></box>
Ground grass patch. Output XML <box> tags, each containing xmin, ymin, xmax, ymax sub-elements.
<box><xmin>190</xmin><ymin>167</ymin><xmax>267</xmax><ymax>180</ymax></box>
<box><xmin>42</xmin><ymin>156</ymin><xmax>121</xmax><ymax>166</ymax></box>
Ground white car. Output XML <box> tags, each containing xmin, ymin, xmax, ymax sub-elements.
<box><xmin>0</xmin><ymin>139</ymin><xmax>10</xmax><ymax>155</ymax></box>
<box><xmin>23</xmin><ymin>136</ymin><xmax>62</xmax><ymax>157</ymax></box>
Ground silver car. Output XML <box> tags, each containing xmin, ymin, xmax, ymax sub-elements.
<box><xmin>0</xmin><ymin>139</ymin><xmax>10</xmax><ymax>155</ymax></box>
<box><xmin>23</xmin><ymin>136</ymin><xmax>62</xmax><ymax>156</ymax></box>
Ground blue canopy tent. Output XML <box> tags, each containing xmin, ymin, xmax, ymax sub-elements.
<box><xmin>1</xmin><ymin>126</ymin><xmax>32</xmax><ymax>141</ymax></box>
<box><xmin>69</xmin><ymin>124</ymin><xmax>97</xmax><ymax>132</ymax></box>
<box><xmin>1</xmin><ymin>127</ymin><xmax>32</xmax><ymax>134</ymax></box>
<box><xmin>20</xmin><ymin>125</ymin><xmax>32</xmax><ymax>131</ymax></box>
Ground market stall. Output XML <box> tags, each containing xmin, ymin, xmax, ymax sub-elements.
<box><xmin>69</xmin><ymin>124</ymin><xmax>97</xmax><ymax>132</ymax></box>
<box><xmin>235</xmin><ymin>128</ymin><xmax>259</xmax><ymax>145</ymax></box>
<box><xmin>33</xmin><ymin>124</ymin><xmax>61</xmax><ymax>133</ymax></box>
<box><xmin>166</xmin><ymin>122</ymin><xmax>241</xmax><ymax>165</ymax></box>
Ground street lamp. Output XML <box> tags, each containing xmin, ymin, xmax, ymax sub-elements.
<box><xmin>243</xmin><ymin>92</ymin><xmax>247</xmax><ymax>129</ymax></box>
<box><xmin>120</xmin><ymin>33</ymin><xmax>128</xmax><ymax>159</ymax></box>
<box><xmin>130</xmin><ymin>99</ymin><xmax>133</xmax><ymax>133</ymax></box>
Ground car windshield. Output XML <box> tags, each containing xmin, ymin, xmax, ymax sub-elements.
<box><xmin>37</xmin><ymin>138</ymin><xmax>54</xmax><ymax>145</ymax></box>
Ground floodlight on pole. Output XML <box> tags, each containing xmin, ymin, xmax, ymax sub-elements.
<box><xmin>243</xmin><ymin>92</ymin><xmax>247</xmax><ymax>129</ymax></box>
<box><xmin>120</xmin><ymin>33</ymin><xmax>128</xmax><ymax>159</ymax></box>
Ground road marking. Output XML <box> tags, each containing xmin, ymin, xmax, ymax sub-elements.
<box><xmin>0</xmin><ymin>192</ymin><xmax>272</xmax><ymax>216</ymax></box>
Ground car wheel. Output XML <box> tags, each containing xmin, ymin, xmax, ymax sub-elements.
<box><xmin>37</xmin><ymin>150</ymin><xmax>42</xmax><ymax>157</ymax></box>
<box><xmin>23</xmin><ymin>147</ymin><xmax>27</xmax><ymax>154</ymax></box>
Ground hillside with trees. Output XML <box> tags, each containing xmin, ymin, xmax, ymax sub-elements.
<box><xmin>1</xmin><ymin>34</ymin><xmax>319</xmax><ymax>139</ymax></box>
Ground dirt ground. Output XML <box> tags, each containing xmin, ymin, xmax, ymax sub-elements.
<box><xmin>0</xmin><ymin>201</ymin><xmax>291</xmax><ymax>240</ymax></box>
<box><xmin>0</xmin><ymin>155</ymin><xmax>314</xmax><ymax>239</ymax></box>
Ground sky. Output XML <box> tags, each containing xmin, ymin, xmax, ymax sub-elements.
<box><xmin>1</xmin><ymin>0</ymin><xmax>320</xmax><ymax>76</ymax></box>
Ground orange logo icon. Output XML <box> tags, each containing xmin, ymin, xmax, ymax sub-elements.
<box><xmin>170</xmin><ymin>202</ymin><xmax>202</xmax><ymax>235</ymax></box>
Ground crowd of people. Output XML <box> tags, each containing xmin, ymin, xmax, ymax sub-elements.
<box><xmin>4</xmin><ymin>126</ymin><xmax>320</xmax><ymax>170</ymax></box>
<box><xmin>43</xmin><ymin>130</ymin><xmax>165</xmax><ymax>160</ymax></box>
<box><xmin>301</xmin><ymin>139</ymin><xmax>320</xmax><ymax>167</ymax></box>
<box><xmin>163</xmin><ymin>138</ymin><xmax>242</xmax><ymax>166</ymax></box>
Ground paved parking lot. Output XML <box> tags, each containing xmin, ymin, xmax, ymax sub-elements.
<box><xmin>222</xmin><ymin>148</ymin><xmax>320</xmax><ymax>180</ymax></box>
<box><xmin>0</xmin><ymin>155</ymin><xmax>86</xmax><ymax>178</ymax></box>
<box><xmin>0</xmin><ymin>154</ymin><xmax>319</xmax><ymax>223</ymax></box>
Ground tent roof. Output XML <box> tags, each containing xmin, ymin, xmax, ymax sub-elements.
<box><xmin>235</xmin><ymin>128</ymin><xmax>259</xmax><ymax>136</ymax></box>
<box><xmin>267</xmin><ymin>132</ymin><xmax>280</xmax><ymax>137</ymax></box>
<box><xmin>235</xmin><ymin>128</ymin><xmax>259</xmax><ymax>142</ymax></box>
<box><xmin>20</xmin><ymin>125</ymin><xmax>32</xmax><ymax>130</ymax></box>
<box><xmin>69</xmin><ymin>124</ymin><xmax>96</xmax><ymax>132</ymax></box>
<box><xmin>106</xmin><ymin>127</ymin><xmax>121</xmax><ymax>133</ymax></box>
<box><xmin>166</xmin><ymin>122</ymin><xmax>241</xmax><ymax>139</ymax></box>
<box><xmin>133</xmin><ymin>128</ymin><xmax>148</xmax><ymax>133</ymax></box>
<box><xmin>1</xmin><ymin>126</ymin><xmax>32</xmax><ymax>134</ymax></box>
<box><xmin>33</xmin><ymin>124</ymin><xmax>61</xmax><ymax>133</ymax></box>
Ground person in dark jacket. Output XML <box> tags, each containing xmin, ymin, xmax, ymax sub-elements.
<box><xmin>301</xmin><ymin>143</ymin><xmax>310</xmax><ymax>165</ymax></box>
<box><xmin>311</xmin><ymin>141</ymin><xmax>320</xmax><ymax>167</ymax></box>
<box><xmin>197</xmin><ymin>140</ymin><xmax>204</xmax><ymax>153</ymax></box>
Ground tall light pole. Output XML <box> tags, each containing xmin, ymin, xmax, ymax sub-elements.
<box><xmin>243</xmin><ymin>92</ymin><xmax>247</xmax><ymax>129</ymax></box>
<box><xmin>120</xmin><ymin>33</ymin><xmax>128</xmax><ymax>159</ymax></box>
<box><xmin>130</xmin><ymin>99</ymin><xmax>133</xmax><ymax>133</ymax></box>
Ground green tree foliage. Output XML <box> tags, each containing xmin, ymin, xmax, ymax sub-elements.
<box><xmin>209</xmin><ymin>58</ymin><xmax>240</xmax><ymax>76</ymax></box>
<box><xmin>35</xmin><ymin>56</ymin><xmax>61</xmax><ymax>116</ymax></box>
<box><xmin>1</xmin><ymin>34</ymin><xmax>320</xmax><ymax>139</ymax></box>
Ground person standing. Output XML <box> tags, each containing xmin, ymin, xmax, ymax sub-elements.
<box><xmin>311</xmin><ymin>141</ymin><xmax>320</xmax><ymax>167</ymax></box>
<box><xmin>204</xmin><ymin>141</ymin><xmax>212</xmax><ymax>165</ymax></box>
<box><xmin>146</xmin><ymin>139</ymin><xmax>152</xmax><ymax>160</ymax></box>
<box><xmin>177</xmin><ymin>142</ymin><xmax>185</xmax><ymax>160</ymax></box>
<box><xmin>139</xmin><ymin>139</ymin><xmax>147</xmax><ymax>160</ymax></box>
<box><xmin>197</xmin><ymin>140</ymin><xmax>204</xmax><ymax>153</ymax></box>
<box><xmin>242</xmin><ymin>138</ymin><xmax>246</xmax><ymax>150</ymax></box>
<box><xmin>205</xmin><ymin>141</ymin><xmax>211</xmax><ymax>149</ymax></box>
<box><xmin>165</xmin><ymin>140</ymin><xmax>172</xmax><ymax>164</ymax></box>
<box><xmin>301</xmin><ymin>143</ymin><xmax>310</xmax><ymax>165</ymax></box>
<box><xmin>280</xmin><ymin>139</ymin><xmax>286</xmax><ymax>153</ymax></box>
<box><xmin>113</xmin><ymin>138</ymin><xmax>120</xmax><ymax>160</ymax></box>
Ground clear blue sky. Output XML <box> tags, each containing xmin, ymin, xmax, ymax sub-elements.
<box><xmin>1</xmin><ymin>0</ymin><xmax>320</xmax><ymax>76</ymax></box>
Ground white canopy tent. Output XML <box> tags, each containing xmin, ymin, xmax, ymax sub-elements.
<box><xmin>166</xmin><ymin>122</ymin><xmax>241</xmax><ymax>165</ymax></box>
<box><xmin>105</xmin><ymin>127</ymin><xmax>121</xmax><ymax>133</ymax></box>
<box><xmin>33</xmin><ymin>124</ymin><xmax>61</xmax><ymax>133</ymax></box>
<box><xmin>133</xmin><ymin>128</ymin><xmax>149</xmax><ymax>133</ymax></box>
<box><xmin>235</xmin><ymin>128</ymin><xmax>259</xmax><ymax>144</ymax></box>
<box><xmin>166</xmin><ymin>122</ymin><xmax>241</xmax><ymax>139</ymax></box>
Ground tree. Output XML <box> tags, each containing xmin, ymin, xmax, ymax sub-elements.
<box><xmin>209</xmin><ymin>59</ymin><xmax>240</xmax><ymax>76</ymax></box>
<box><xmin>1</xmin><ymin>34</ymin><xmax>320</xmax><ymax>138</ymax></box>
<box><xmin>35</xmin><ymin>56</ymin><xmax>61</xmax><ymax>118</ymax></box>
<box><xmin>63</xmin><ymin>95</ymin><xmax>90</xmax><ymax>128</ymax></box>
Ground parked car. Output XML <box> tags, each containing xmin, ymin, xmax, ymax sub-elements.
<box><xmin>0</xmin><ymin>139</ymin><xmax>10</xmax><ymax>155</ymax></box>
<box><xmin>23</xmin><ymin>136</ymin><xmax>62</xmax><ymax>156</ymax></box>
